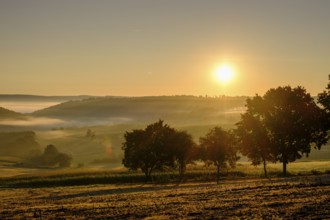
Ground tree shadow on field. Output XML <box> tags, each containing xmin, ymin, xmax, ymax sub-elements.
<box><xmin>41</xmin><ymin>182</ymin><xmax>215</xmax><ymax>201</ymax></box>
<box><xmin>290</xmin><ymin>197</ymin><xmax>330</xmax><ymax>219</ymax></box>
<box><xmin>39</xmin><ymin>174</ymin><xmax>330</xmax><ymax>201</ymax></box>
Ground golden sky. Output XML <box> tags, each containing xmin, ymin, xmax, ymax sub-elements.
<box><xmin>1</xmin><ymin>0</ymin><xmax>329</xmax><ymax>96</ymax></box>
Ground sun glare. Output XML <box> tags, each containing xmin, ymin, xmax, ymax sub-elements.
<box><xmin>215</xmin><ymin>65</ymin><xmax>234</xmax><ymax>84</ymax></box>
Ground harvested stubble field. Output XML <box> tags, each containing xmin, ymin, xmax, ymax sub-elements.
<box><xmin>1</xmin><ymin>175</ymin><xmax>329</xmax><ymax>219</ymax></box>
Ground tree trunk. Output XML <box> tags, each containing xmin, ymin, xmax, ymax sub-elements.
<box><xmin>217</xmin><ymin>164</ymin><xmax>220</xmax><ymax>184</ymax></box>
<box><xmin>144</xmin><ymin>170</ymin><xmax>149</xmax><ymax>181</ymax></box>
<box><xmin>283</xmin><ymin>160</ymin><xmax>287</xmax><ymax>176</ymax></box>
<box><xmin>144</xmin><ymin>167</ymin><xmax>153</xmax><ymax>181</ymax></box>
<box><xmin>179</xmin><ymin>161</ymin><xmax>186</xmax><ymax>178</ymax></box>
<box><xmin>263</xmin><ymin>159</ymin><xmax>268</xmax><ymax>178</ymax></box>
<box><xmin>144</xmin><ymin>169</ymin><xmax>149</xmax><ymax>181</ymax></box>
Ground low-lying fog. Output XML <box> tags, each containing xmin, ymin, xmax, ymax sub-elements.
<box><xmin>0</xmin><ymin>100</ymin><xmax>246</xmax><ymax>128</ymax></box>
<box><xmin>0</xmin><ymin>117</ymin><xmax>66</xmax><ymax>127</ymax></box>
<box><xmin>0</xmin><ymin>101</ymin><xmax>61</xmax><ymax>113</ymax></box>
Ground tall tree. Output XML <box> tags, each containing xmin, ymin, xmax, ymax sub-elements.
<box><xmin>250</xmin><ymin>86</ymin><xmax>328</xmax><ymax>176</ymax></box>
<box><xmin>236</xmin><ymin>96</ymin><xmax>274</xmax><ymax>177</ymax></box>
<box><xmin>122</xmin><ymin>120</ymin><xmax>176</xmax><ymax>180</ymax></box>
<box><xmin>199</xmin><ymin>127</ymin><xmax>238</xmax><ymax>183</ymax></box>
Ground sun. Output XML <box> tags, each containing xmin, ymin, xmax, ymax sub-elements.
<box><xmin>215</xmin><ymin>64</ymin><xmax>234</xmax><ymax>83</ymax></box>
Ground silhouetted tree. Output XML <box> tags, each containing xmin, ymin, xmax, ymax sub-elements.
<box><xmin>236</xmin><ymin>96</ymin><xmax>274</xmax><ymax>177</ymax></box>
<box><xmin>248</xmin><ymin>86</ymin><xmax>328</xmax><ymax>176</ymax></box>
<box><xmin>122</xmin><ymin>120</ymin><xmax>176</xmax><ymax>180</ymax></box>
<box><xmin>200</xmin><ymin>127</ymin><xmax>238</xmax><ymax>183</ymax></box>
<box><xmin>170</xmin><ymin>131</ymin><xmax>198</xmax><ymax>177</ymax></box>
<box><xmin>318</xmin><ymin>75</ymin><xmax>330</xmax><ymax>130</ymax></box>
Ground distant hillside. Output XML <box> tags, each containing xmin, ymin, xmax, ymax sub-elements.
<box><xmin>32</xmin><ymin>96</ymin><xmax>248</xmax><ymax>126</ymax></box>
<box><xmin>0</xmin><ymin>94</ymin><xmax>94</xmax><ymax>102</ymax></box>
<box><xmin>0</xmin><ymin>107</ymin><xmax>27</xmax><ymax>120</ymax></box>
<box><xmin>0</xmin><ymin>94</ymin><xmax>101</xmax><ymax>114</ymax></box>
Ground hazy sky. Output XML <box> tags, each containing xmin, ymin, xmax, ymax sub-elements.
<box><xmin>1</xmin><ymin>0</ymin><xmax>329</xmax><ymax>96</ymax></box>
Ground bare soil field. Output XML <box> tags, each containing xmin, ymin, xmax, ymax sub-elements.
<box><xmin>1</xmin><ymin>175</ymin><xmax>329</xmax><ymax>219</ymax></box>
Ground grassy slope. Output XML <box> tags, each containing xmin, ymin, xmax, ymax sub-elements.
<box><xmin>0</xmin><ymin>131</ymin><xmax>40</xmax><ymax>159</ymax></box>
<box><xmin>0</xmin><ymin>107</ymin><xmax>26</xmax><ymax>120</ymax></box>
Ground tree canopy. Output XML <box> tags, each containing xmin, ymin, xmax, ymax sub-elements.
<box><xmin>122</xmin><ymin>120</ymin><xmax>199</xmax><ymax>179</ymax></box>
<box><xmin>122</xmin><ymin>120</ymin><xmax>177</xmax><ymax>179</ymax></box>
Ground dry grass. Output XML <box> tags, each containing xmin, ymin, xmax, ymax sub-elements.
<box><xmin>1</xmin><ymin>175</ymin><xmax>329</xmax><ymax>219</ymax></box>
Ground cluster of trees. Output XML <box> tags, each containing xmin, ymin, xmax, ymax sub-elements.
<box><xmin>25</xmin><ymin>144</ymin><xmax>72</xmax><ymax>168</ymax></box>
<box><xmin>122</xmin><ymin>78</ymin><xmax>330</xmax><ymax>181</ymax></box>
<box><xmin>122</xmin><ymin>120</ymin><xmax>240</xmax><ymax>182</ymax></box>
<box><xmin>236</xmin><ymin>85</ymin><xmax>329</xmax><ymax>176</ymax></box>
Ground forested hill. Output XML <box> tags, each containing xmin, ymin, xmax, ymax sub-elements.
<box><xmin>0</xmin><ymin>107</ymin><xmax>26</xmax><ymax>120</ymax></box>
<box><xmin>31</xmin><ymin>96</ymin><xmax>248</xmax><ymax>126</ymax></box>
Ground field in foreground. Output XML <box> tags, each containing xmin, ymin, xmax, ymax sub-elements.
<box><xmin>1</xmin><ymin>175</ymin><xmax>329</xmax><ymax>219</ymax></box>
